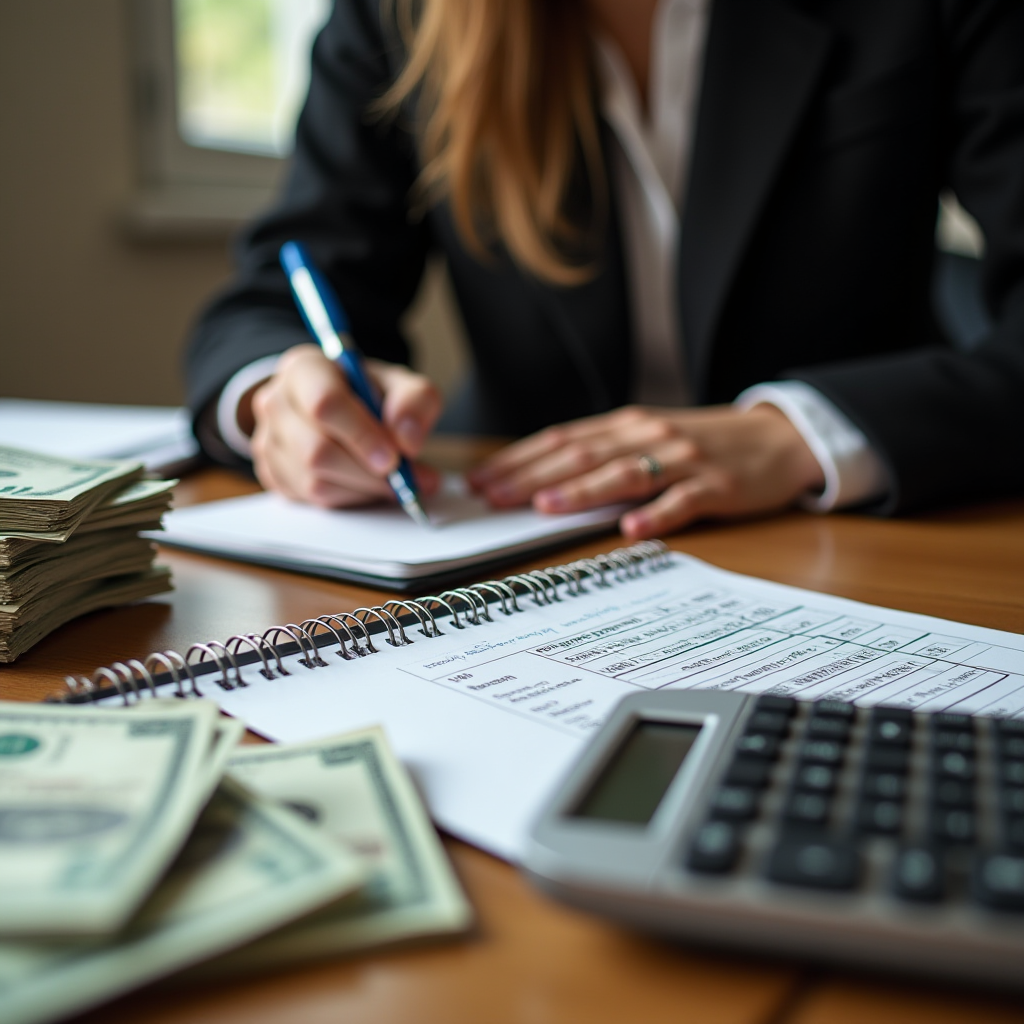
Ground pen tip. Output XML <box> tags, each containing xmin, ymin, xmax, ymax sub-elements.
<box><xmin>405</xmin><ymin>500</ymin><xmax>433</xmax><ymax>528</ymax></box>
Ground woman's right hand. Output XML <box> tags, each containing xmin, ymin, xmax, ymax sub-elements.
<box><xmin>248</xmin><ymin>344</ymin><xmax>443</xmax><ymax>508</ymax></box>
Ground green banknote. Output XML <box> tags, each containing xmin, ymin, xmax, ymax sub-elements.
<box><xmin>205</xmin><ymin>726</ymin><xmax>472</xmax><ymax>973</ymax></box>
<box><xmin>0</xmin><ymin>448</ymin><xmax>142</xmax><ymax>539</ymax></box>
<box><xmin>0</xmin><ymin>778</ymin><xmax>365</xmax><ymax>1024</ymax></box>
<box><xmin>0</xmin><ymin>700</ymin><xmax>219</xmax><ymax>935</ymax></box>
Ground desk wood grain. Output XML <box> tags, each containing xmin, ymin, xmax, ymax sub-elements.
<box><xmin>2</xmin><ymin>447</ymin><xmax>1023</xmax><ymax>1024</ymax></box>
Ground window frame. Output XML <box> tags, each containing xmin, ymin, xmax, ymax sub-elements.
<box><xmin>125</xmin><ymin>0</ymin><xmax>289</xmax><ymax>235</ymax></box>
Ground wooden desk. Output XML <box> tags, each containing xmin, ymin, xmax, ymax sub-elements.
<box><xmin>4</xmin><ymin>445</ymin><xmax>1024</xmax><ymax>1024</ymax></box>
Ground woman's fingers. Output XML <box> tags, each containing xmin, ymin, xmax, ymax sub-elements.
<box><xmin>279</xmin><ymin>346</ymin><xmax>401</xmax><ymax>476</ymax></box>
<box><xmin>250</xmin><ymin>345</ymin><xmax>443</xmax><ymax>509</ymax></box>
<box><xmin>620</xmin><ymin>472</ymin><xmax>735</xmax><ymax>539</ymax></box>
<box><xmin>474</xmin><ymin>411</ymin><xmax>686</xmax><ymax>505</ymax></box>
<box><xmin>468</xmin><ymin>406</ymin><xmax>655</xmax><ymax>489</ymax></box>
<box><xmin>254</xmin><ymin>389</ymin><xmax>394</xmax><ymax>506</ymax></box>
<box><xmin>532</xmin><ymin>440</ymin><xmax>700</xmax><ymax>512</ymax></box>
<box><xmin>371</xmin><ymin>359</ymin><xmax>443</xmax><ymax>458</ymax></box>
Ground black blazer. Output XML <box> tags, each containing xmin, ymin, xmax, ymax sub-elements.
<box><xmin>187</xmin><ymin>0</ymin><xmax>1024</xmax><ymax>514</ymax></box>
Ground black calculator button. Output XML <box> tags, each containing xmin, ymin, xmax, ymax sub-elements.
<box><xmin>1002</xmin><ymin>788</ymin><xmax>1024</xmax><ymax>816</ymax></box>
<box><xmin>973</xmin><ymin>853</ymin><xmax>1024</xmax><ymax>912</ymax></box>
<box><xmin>932</xmin><ymin>713</ymin><xmax>972</xmax><ymax>732</ymax></box>
<box><xmin>711</xmin><ymin>786</ymin><xmax>760</xmax><ymax>821</ymax></box>
<box><xmin>859</xmin><ymin>800</ymin><xmax>904</xmax><ymax>834</ymax></box>
<box><xmin>806</xmin><ymin>717</ymin><xmax>851</xmax><ymax>742</ymax></box>
<box><xmin>869</xmin><ymin>718</ymin><xmax>912</xmax><ymax>747</ymax></box>
<box><xmin>800</xmin><ymin>739</ymin><xmax>845</xmax><ymax>766</ymax></box>
<box><xmin>1001</xmin><ymin>761</ymin><xmax>1024</xmax><ymax>787</ymax></box>
<box><xmin>687</xmin><ymin>821</ymin><xmax>741</xmax><ymax>874</ymax></box>
<box><xmin>872</xmin><ymin>706</ymin><xmax>913</xmax><ymax>725</ymax></box>
<box><xmin>794</xmin><ymin>764</ymin><xmax>838</xmax><ymax>794</ymax></box>
<box><xmin>1005</xmin><ymin>817</ymin><xmax>1024</xmax><ymax>851</ymax></box>
<box><xmin>755</xmin><ymin>695</ymin><xmax>796</xmax><ymax>716</ymax></box>
<box><xmin>863</xmin><ymin>772</ymin><xmax>906</xmax><ymax>801</ymax></box>
<box><xmin>996</xmin><ymin>718</ymin><xmax>1024</xmax><ymax>737</ymax></box>
<box><xmin>736</xmin><ymin>733</ymin><xmax>780</xmax><ymax>760</ymax></box>
<box><xmin>864</xmin><ymin>747</ymin><xmax>909</xmax><ymax>773</ymax></box>
<box><xmin>892</xmin><ymin>847</ymin><xmax>944</xmax><ymax>903</ymax></box>
<box><xmin>812</xmin><ymin>700</ymin><xmax>856</xmax><ymax>720</ymax></box>
<box><xmin>933</xmin><ymin>779</ymin><xmax>975</xmax><ymax>808</ymax></box>
<box><xmin>933</xmin><ymin>730</ymin><xmax>975</xmax><ymax>754</ymax></box>
<box><xmin>933</xmin><ymin>751</ymin><xmax>975</xmax><ymax>781</ymax></box>
<box><xmin>997</xmin><ymin>736</ymin><xmax>1024</xmax><ymax>761</ymax></box>
<box><xmin>745</xmin><ymin>710</ymin><xmax>790</xmax><ymax>736</ymax></box>
<box><xmin>725</xmin><ymin>758</ymin><xmax>772</xmax><ymax>788</ymax></box>
<box><xmin>784</xmin><ymin>793</ymin><xmax>831</xmax><ymax>826</ymax></box>
<box><xmin>766</xmin><ymin>839</ymin><xmax>860</xmax><ymax>890</ymax></box>
<box><xmin>931</xmin><ymin>808</ymin><xmax>976</xmax><ymax>845</ymax></box>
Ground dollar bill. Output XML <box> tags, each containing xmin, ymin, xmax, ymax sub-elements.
<box><xmin>76</xmin><ymin>479</ymin><xmax>175</xmax><ymax>535</ymax></box>
<box><xmin>200</xmin><ymin>726</ymin><xmax>472</xmax><ymax>974</ymax></box>
<box><xmin>0</xmin><ymin>534</ymin><xmax>156</xmax><ymax>603</ymax></box>
<box><xmin>0</xmin><ymin>448</ymin><xmax>142</xmax><ymax>538</ymax></box>
<box><xmin>0</xmin><ymin>481</ymin><xmax>175</xmax><ymax>564</ymax></box>
<box><xmin>0</xmin><ymin>778</ymin><xmax>365</xmax><ymax>1024</ymax></box>
<box><xmin>128</xmin><ymin>701</ymin><xmax>245</xmax><ymax>803</ymax></box>
<box><xmin>0</xmin><ymin>699</ymin><xmax>220</xmax><ymax>936</ymax></box>
<box><xmin>0</xmin><ymin>567</ymin><xmax>172</xmax><ymax>663</ymax></box>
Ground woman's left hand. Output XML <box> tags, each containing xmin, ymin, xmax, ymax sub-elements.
<box><xmin>467</xmin><ymin>404</ymin><xmax>825</xmax><ymax>539</ymax></box>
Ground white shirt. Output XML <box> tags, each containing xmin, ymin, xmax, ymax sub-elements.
<box><xmin>218</xmin><ymin>0</ymin><xmax>887</xmax><ymax>510</ymax></box>
<box><xmin>595</xmin><ymin>0</ymin><xmax>886</xmax><ymax>510</ymax></box>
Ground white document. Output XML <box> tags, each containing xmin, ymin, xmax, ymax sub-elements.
<box><xmin>0</xmin><ymin>399</ymin><xmax>198</xmax><ymax>471</ymax></box>
<box><xmin>186</xmin><ymin>552</ymin><xmax>1024</xmax><ymax>861</ymax></box>
<box><xmin>154</xmin><ymin>476</ymin><xmax>626</xmax><ymax>583</ymax></box>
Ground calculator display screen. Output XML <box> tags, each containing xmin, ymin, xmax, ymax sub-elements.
<box><xmin>570</xmin><ymin>720</ymin><xmax>703</xmax><ymax>825</ymax></box>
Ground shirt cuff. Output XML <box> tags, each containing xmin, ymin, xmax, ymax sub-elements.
<box><xmin>215</xmin><ymin>354</ymin><xmax>283</xmax><ymax>459</ymax></box>
<box><xmin>735</xmin><ymin>380</ymin><xmax>888</xmax><ymax>512</ymax></box>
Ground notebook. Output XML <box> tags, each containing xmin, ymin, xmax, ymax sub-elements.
<box><xmin>152</xmin><ymin>474</ymin><xmax>628</xmax><ymax>590</ymax></box>
<box><xmin>67</xmin><ymin>542</ymin><xmax>1024</xmax><ymax>861</ymax></box>
<box><xmin>0</xmin><ymin>400</ymin><xmax>200</xmax><ymax>474</ymax></box>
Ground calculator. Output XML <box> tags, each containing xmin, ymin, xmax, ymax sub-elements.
<box><xmin>521</xmin><ymin>690</ymin><xmax>1024</xmax><ymax>988</ymax></box>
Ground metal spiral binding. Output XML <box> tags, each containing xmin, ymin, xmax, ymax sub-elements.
<box><xmin>60</xmin><ymin>540</ymin><xmax>670</xmax><ymax>705</ymax></box>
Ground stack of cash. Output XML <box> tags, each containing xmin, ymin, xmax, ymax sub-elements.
<box><xmin>0</xmin><ymin>701</ymin><xmax>472</xmax><ymax>1024</ymax></box>
<box><xmin>0</xmin><ymin>447</ymin><xmax>175</xmax><ymax>661</ymax></box>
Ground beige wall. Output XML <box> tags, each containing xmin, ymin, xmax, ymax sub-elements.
<box><xmin>1</xmin><ymin>1</ymin><xmax>233</xmax><ymax>406</ymax></box>
<box><xmin>0</xmin><ymin>0</ymin><xmax>468</xmax><ymax>409</ymax></box>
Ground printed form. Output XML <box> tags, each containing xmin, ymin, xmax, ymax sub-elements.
<box><xmin>215</xmin><ymin>553</ymin><xmax>1024</xmax><ymax>859</ymax></box>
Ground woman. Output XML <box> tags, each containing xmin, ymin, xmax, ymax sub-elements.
<box><xmin>188</xmin><ymin>0</ymin><xmax>1024</xmax><ymax>537</ymax></box>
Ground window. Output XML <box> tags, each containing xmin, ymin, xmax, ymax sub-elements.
<box><xmin>127</xmin><ymin>0</ymin><xmax>329</xmax><ymax>236</ymax></box>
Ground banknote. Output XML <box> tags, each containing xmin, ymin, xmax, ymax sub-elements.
<box><xmin>0</xmin><ymin>534</ymin><xmax>155</xmax><ymax>603</ymax></box>
<box><xmin>204</xmin><ymin>726</ymin><xmax>472</xmax><ymax>973</ymax></box>
<box><xmin>0</xmin><ymin>699</ymin><xmax>219</xmax><ymax>935</ymax></box>
<box><xmin>0</xmin><ymin>480</ymin><xmax>175</xmax><ymax>563</ymax></box>
<box><xmin>0</xmin><ymin>778</ymin><xmax>365</xmax><ymax>1024</ymax></box>
<box><xmin>77</xmin><ymin>478</ymin><xmax>175</xmax><ymax>534</ymax></box>
<box><xmin>0</xmin><ymin>448</ymin><xmax>142</xmax><ymax>538</ymax></box>
<box><xmin>128</xmin><ymin>700</ymin><xmax>245</xmax><ymax>803</ymax></box>
<box><xmin>0</xmin><ymin>566</ymin><xmax>172</xmax><ymax>663</ymax></box>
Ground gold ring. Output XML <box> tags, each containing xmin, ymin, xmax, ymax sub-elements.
<box><xmin>637</xmin><ymin>454</ymin><xmax>663</xmax><ymax>478</ymax></box>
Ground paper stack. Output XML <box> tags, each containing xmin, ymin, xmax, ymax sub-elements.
<box><xmin>0</xmin><ymin>447</ymin><xmax>175</xmax><ymax>661</ymax></box>
<box><xmin>0</xmin><ymin>702</ymin><xmax>471</xmax><ymax>1024</ymax></box>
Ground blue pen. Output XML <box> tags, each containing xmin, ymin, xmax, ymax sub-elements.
<box><xmin>279</xmin><ymin>241</ymin><xmax>431</xmax><ymax>527</ymax></box>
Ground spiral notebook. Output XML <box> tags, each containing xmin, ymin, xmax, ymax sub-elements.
<box><xmin>152</xmin><ymin>475</ymin><xmax>627</xmax><ymax>591</ymax></box>
<box><xmin>64</xmin><ymin>543</ymin><xmax>1024</xmax><ymax>861</ymax></box>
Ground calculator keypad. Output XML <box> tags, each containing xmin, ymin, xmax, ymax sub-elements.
<box><xmin>687</xmin><ymin>696</ymin><xmax>1024</xmax><ymax>914</ymax></box>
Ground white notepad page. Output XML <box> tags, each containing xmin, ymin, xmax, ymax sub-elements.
<box><xmin>196</xmin><ymin>552</ymin><xmax>1024</xmax><ymax>860</ymax></box>
<box><xmin>155</xmin><ymin>475</ymin><xmax>626</xmax><ymax>580</ymax></box>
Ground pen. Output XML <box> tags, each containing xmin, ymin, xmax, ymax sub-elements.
<box><xmin>279</xmin><ymin>240</ymin><xmax>431</xmax><ymax>527</ymax></box>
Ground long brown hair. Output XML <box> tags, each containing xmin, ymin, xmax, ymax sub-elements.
<box><xmin>382</xmin><ymin>0</ymin><xmax>604</xmax><ymax>285</ymax></box>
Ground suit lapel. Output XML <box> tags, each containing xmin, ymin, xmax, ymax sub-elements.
<box><xmin>679</xmin><ymin>0</ymin><xmax>834</xmax><ymax>397</ymax></box>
